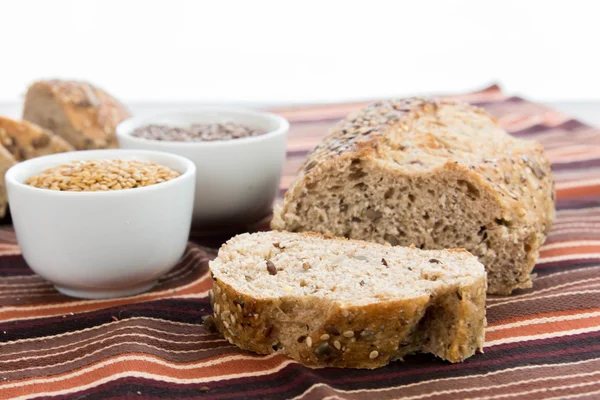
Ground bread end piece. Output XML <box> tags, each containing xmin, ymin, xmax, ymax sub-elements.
<box><xmin>0</xmin><ymin>116</ymin><xmax>74</xmax><ymax>161</ymax></box>
<box><xmin>22</xmin><ymin>79</ymin><xmax>131</xmax><ymax>150</ymax></box>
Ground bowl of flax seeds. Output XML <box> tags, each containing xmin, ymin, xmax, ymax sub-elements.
<box><xmin>115</xmin><ymin>108</ymin><xmax>289</xmax><ymax>234</ymax></box>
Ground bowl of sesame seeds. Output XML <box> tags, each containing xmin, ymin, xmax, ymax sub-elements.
<box><xmin>5</xmin><ymin>149</ymin><xmax>196</xmax><ymax>299</ymax></box>
<box><xmin>115</xmin><ymin>107</ymin><xmax>289</xmax><ymax>233</ymax></box>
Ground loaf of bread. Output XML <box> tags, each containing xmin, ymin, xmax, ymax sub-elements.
<box><xmin>208</xmin><ymin>231</ymin><xmax>487</xmax><ymax>369</ymax></box>
<box><xmin>0</xmin><ymin>117</ymin><xmax>74</xmax><ymax>161</ymax></box>
<box><xmin>0</xmin><ymin>146</ymin><xmax>16</xmax><ymax>218</ymax></box>
<box><xmin>22</xmin><ymin>80</ymin><xmax>131</xmax><ymax>150</ymax></box>
<box><xmin>271</xmin><ymin>98</ymin><xmax>555</xmax><ymax>295</ymax></box>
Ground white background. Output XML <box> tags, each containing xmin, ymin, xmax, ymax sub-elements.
<box><xmin>0</xmin><ymin>0</ymin><xmax>599</xmax><ymax>106</ymax></box>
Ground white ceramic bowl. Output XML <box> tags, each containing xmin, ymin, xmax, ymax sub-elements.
<box><xmin>116</xmin><ymin>108</ymin><xmax>289</xmax><ymax>232</ymax></box>
<box><xmin>5</xmin><ymin>149</ymin><xmax>196</xmax><ymax>299</ymax></box>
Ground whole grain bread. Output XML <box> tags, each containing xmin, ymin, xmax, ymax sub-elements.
<box><xmin>22</xmin><ymin>80</ymin><xmax>131</xmax><ymax>150</ymax></box>
<box><xmin>0</xmin><ymin>117</ymin><xmax>74</xmax><ymax>161</ymax></box>
<box><xmin>208</xmin><ymin>231</ymin><xmax>487</xmax><ymax>369</ymax></box>
<box><xmin>0</xmin><ymin>146</ymin><xmax>17</xmax><ymax>218</ymax></box>
<box><xmin>271</xmin><ymin>98</ymin><xmax>555</xmax><ymax>295</ymax></box>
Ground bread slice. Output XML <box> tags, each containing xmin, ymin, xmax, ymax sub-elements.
<box><xmin>0</xmin><ymin>146</ymin><xmax>17</xmax><ymax>218</ymax></box>
<box><xmin>271</xmin><ymin>98</ymin><xmax>555</xmax><ymax>295</ymax></box>
<box><xmin>22</xmin><ymin>79</ymin><xmax>131</xmax><ymax>150</ymax></box>
<box><xmin>0</xmin><ymin>117</ymin><xmax>74</xmax><ymax>161</ymax></box>
<box><xmin>208</xmin><ymin>231</ymin><xmax>487</xmax><ymax>369</ymax></box>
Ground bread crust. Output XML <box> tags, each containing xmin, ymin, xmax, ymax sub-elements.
<box><xmin>209</xmin><ymin>231</ymin><xmax>487</xmax><ymax>369</ymax></box>
<box><xmin>0</xmin><ymin>117</ymin><xmax>74</xmax><ymax>161</ymax></box>
<box><xmin>272</xmin><ymin>98</ymin><xmax>555</xmax><ymax>294</ymax></box>
<box><xmin>0</xmin><ymin>146</ymin><xmax>17</xmax><ymax>219</ymax></box>
<box><xmin>22</xmin><ymin>80</ymin><xmax>131</xmax><ymax>150</ymax></box>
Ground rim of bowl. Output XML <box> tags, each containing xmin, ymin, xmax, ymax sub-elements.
<box><xmin>115</xmin><ymin>106</ymin><xmax>290</xmax><ymax>148</ymax></box>
<box><xmin>5</xmin><ymin>149</ymin><xmax>197</xmax><ymax>196</ymax></box>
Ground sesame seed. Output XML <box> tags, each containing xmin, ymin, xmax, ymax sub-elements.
<box><xmin>320</xmin><ymin>334</ymin><xmax>330</xmax><ymax>341</ymax></box>
<box><xmin>237</xmin><ymin>304</ymin><xmax>243</xmax><ymax>312</ymax></box>
<box><xmin>342</xmin><ymin>310</ymin><xmax>350</xmax><ymax>317</ymax></box>
<box><xmin>230</xmin><ymin>315</ymin><xmax>236</xmax><ymax>324</ymax></box>
<box><xmin>223</xmin><ymin>321</ymin><xmax>230</xmax><ymax>329</ymax></box>
<box><xmin>342</xmin><ymin>330</ymin><xmax>354</xmax><ymax>338</ymax></box>
<box><xmin>214</xmin><ymin>304</ymin><xmax>220</xmax><ymax>314</ymax></box>
<box><xmin>306</xmin><ymin>337</ymin><xmax>313</xmax><ymax>348</ymax></box>
<box><xmin>334</xmin><ymin>340</ymin><xmax>341</xmax><ymax>350</ymax></box>
<box><xmin>369</xmin><ymin>350</ymin><xmax>379</xmax><ymax>359</ymax></box>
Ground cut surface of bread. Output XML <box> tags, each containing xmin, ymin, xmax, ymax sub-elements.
<box><xmin>22</xmin><ymin>79</ymin><xmax>131</xmax><ymax>150</ymax></box>
<box><xmin>0</xmin><ymin>117</ymin><xmax>74</xmax><ymax>161</ymax></box>
<box><xmin>271</xmin><ymin>98</ymin><xmax>555</xmax><ymax>295</ymax></box>
<box><xmin>209</xmin><ymin>231</ymin><xmax>487</xmax><ymax>369</ymax></box>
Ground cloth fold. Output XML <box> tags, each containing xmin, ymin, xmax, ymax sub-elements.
<box><xmin>1</xmin><ymin>85</ymin><xmax>600</xmax><ymax>399</ymax></box>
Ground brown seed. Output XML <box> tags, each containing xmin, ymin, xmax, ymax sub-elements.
<box><xmin>202</xmin><ymin>315</ymin><xmax>217</xmax><ymax>332</ymax></box>
<box><xmin>297</xmin><ymin>335</ymin><xmax>307</xmax><ymax>343</ymax></box>
<box><xmin>302</xmin><ymin>262</ymin><xmax>311</xmax><ymax>270</ymax></box>
<box><xmin>200</xmin><ymin>386</ymin><xmax>210</xmax><ymax>392</ymax></box>
<box><xmin>266</xmin><ymin>260</ymin><xmax>277</xmax><ymax>275</ymax></box>
<box><xmin>382</xmin><ymin>258</ymin><xmax>389</xmax><ymax>267</ymax></box>
<box><xmin>273</xmin><ymin>242</ymin><xmax>284</xmax><ymax>249</ymax></box>
<box><xmin>314</xmin><ymin>343</ymin><xmax>334</xmax><ymax>359</ymax></box>
<box><xmin>365</xmin><ymin>209</ymin><xmax>382</xmax><ymax>220</ymax></box>
<box><xmin>429</xmin><ymin>259</ymin><xmax>441</xmax><ymax>264</ymax></box>
<box><xmin>325</xmin><ymin>325</ymin><xmax>341</xmax><ymax>336</ymax></box>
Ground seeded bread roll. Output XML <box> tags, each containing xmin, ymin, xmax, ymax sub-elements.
<box><xmin>0</xmin><ymin>146</ymin><xmax>17</xmax><ymax>218</ymax></box>
<box><xmin>208</xmin><ymin>231</ymin><xmax>487</xmax><ymax>369</ymax></box>
<box><xmin>0</xmin><ymin>117</ymin><xmax>74</xmax><ymax>161</ymax></box>
<box><xmin>22</xmin><ymin>80</ymin><xmax>131</xmax><ymax>150</ymax></box>
<box><xmin>271</xmin><ymin>98</ymin><xmax>555</xmax><ymax>295</ymax></box>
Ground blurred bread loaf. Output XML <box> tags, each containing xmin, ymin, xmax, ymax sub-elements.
<box><xmin>22</xmin><ymin>80</ymin><xmax>131</xmax><ymax>150</ymax></box>
<box><xmin>0</xmin><ymin>117</ymin><xmax>74</xmax><ymax>161</ymax></box>
<box><xmin>0</xmin><ymin>117</ymin><xmax>76</xmax><ymax>219</ymax></box>
<box><xmin>0</xmin><ymin>146</ymin><xmax>16</xmax><ymax>218</ymax></box>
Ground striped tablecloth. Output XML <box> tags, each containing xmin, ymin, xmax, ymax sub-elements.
<box><xmin>1</xmin><ymin>85</ymin><xmax>599</xmax><ymax>399</ymax></box>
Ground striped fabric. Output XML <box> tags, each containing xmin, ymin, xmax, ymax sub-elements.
<box><xmin>1</xmin><ymin>85</ymin><xmax>599</xmax><ymax>399</ymax></box>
